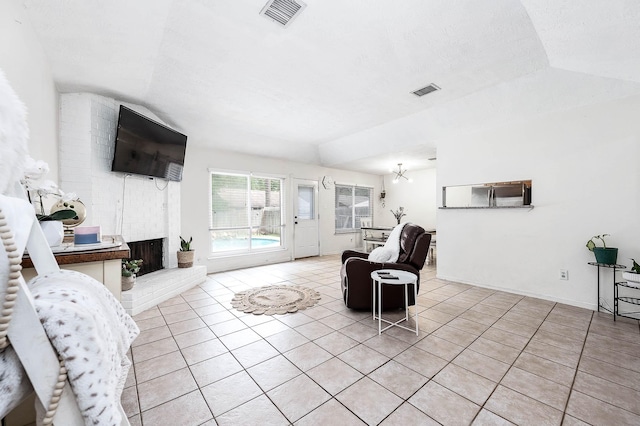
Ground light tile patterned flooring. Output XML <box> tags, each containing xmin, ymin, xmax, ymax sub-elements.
<box><xmin>122</xmin><ymin>255</ymin><xmax>640</xmax><ymax>425</ymax></box>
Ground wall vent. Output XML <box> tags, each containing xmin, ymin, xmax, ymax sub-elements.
<box><xmin>260</xmin><ymin>0</ymin><xmax>307</xmax><ymax>27</ymax></box>
<box><xmin>412</xmin><ymin>84</ymin><xmax>440</xmax><ymax>97</ymax></box>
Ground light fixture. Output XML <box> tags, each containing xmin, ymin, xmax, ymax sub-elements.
<box><xmin>391</xmin><ymin>163</ymin><xmax>413</xmax><ymax>183</ymax></box>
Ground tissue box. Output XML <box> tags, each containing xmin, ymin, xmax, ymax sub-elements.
<box><xmin>74</xmin><ymin>226</ymin><xmax>101</xmax><ymax>245</ymax></box>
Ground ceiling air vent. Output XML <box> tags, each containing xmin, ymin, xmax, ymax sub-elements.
<box><xmin>260</xmin><ymin>0</ymin><xmax>307</xmax><ymax>28</ymax></box>
<box><xmin>412</xmin><ymin>84</ymin><xmax>440</xmax><ymax>97</ymax></box>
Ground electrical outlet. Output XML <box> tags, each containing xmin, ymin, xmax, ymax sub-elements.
<box><xmin>559</xmin><ymin>269</ymin><xmax>569</xmax><ymax>280</ymax></box>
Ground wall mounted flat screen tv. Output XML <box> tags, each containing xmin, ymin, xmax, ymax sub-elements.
<box><xmin>111</xmin><ymin>105</ymin><xmax>187</xmax><ymax>181</ymax></box>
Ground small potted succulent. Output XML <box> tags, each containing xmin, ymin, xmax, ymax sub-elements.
<box><xmin>122</xmin><ymin>259</ymin><xmax>143</xmax><ymax>291</ymax></box>
<box><xmin>586</xmin><ymin>234</ymin><xmax>618</xmax><ymax>265</ymax></box>
<box><xmin>177</xmin><ymin>236</ymin><xmax>195</xmax><ymax>268</ymax></box>
<box><xmin>622</xmin><ymin>259</ymin><xmax>640</xmax><ymax>286</ymax></box>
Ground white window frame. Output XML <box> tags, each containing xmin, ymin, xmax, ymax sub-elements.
<box><xmin>209</xmin><ymin>169</ymin><xmax>286</xmax><ymax>255</ymax></box>
<box><xmin>335</xmin><ymin>183</ymin><xmax>373</xmax><ymax>234</ymax></box>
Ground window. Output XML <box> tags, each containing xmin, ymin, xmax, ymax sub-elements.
<box><xmin>209</xmin><ymin>171</ymin><xmax>284</xmax><ymax>254</ymax></box>
<box><xmin>335</xmin><ymin>184</ymin><xmax>373</xmax><ymax>232</ymax></box>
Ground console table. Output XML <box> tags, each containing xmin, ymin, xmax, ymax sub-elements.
<box><xmin>22</xmin><ymin>235</ymin><xmax>130</xmax><ymax>301</ymax></box>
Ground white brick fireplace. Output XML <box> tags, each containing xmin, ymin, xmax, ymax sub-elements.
<box><xmin>58</xmin><ymin>93</ymin><xmax>205</xmax><ymax>314</ymax></box>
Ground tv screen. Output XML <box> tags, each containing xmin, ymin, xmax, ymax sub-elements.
<box><xmin>111</xmin><ymin>105</ymin><xmax>187</xmax><ymax>181</ymax></box>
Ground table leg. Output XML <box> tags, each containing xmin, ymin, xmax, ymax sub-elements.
<box><xmin>378</xmin><ymin>280</ymin><xmax>382</xmax><ymax>335</ymax></box>
<box><xmin>614</xmin><ymin>280</ymin><xmax>617</xmax><ymax>322</ymax></box>
<box><xmin>404</xmin><ymin>283</ymin><xmax>409</xmax><ymax>323</ymax></box>
<box><xmin>414</xmin><ymin>280</ymin><xmax>418</xmax><ymax>336</ymax></box>
<box><xmin>372</xmin><ymin>278</ymin><xmax>375</xmax><ymax>321</ymax></box>
<box><xmin>597</xmin><ymin>266</ymin><xmax>600</xmax><ymax>312</ymax></box>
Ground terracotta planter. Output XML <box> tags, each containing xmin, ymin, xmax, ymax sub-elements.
<box><xmin>177</xmin><ymin>250</ymin><xmax>195</xmax><ymax>268</ymax></box>
<box><xmin>122</xmin><ymin>275</ymin><xmax>135</xmax><ymax>291</ymax></box>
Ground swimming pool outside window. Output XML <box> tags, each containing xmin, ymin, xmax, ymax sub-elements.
<box><xmin>209</xmin><ymin>171</ymin><xmax>284</xmax><ymax>254</ymax></box>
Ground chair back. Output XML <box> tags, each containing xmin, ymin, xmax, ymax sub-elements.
<box><xmin>397</xmin><ymin>223</ymin><xmax>431</xmax><ymax>271</ymax></box>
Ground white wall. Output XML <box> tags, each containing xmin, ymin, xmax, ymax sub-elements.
<box><xmin>0</xmin><ymin>0</ymin><xmax>59</xmax><ymax>180</ymax></box>
<box><xmin>181</xmin><ymin>146</ymin><xmax>383</xmax><ymax>273</ymax></box>
<box><xmin>437</xmin><ymin>94</ymin><xmax>640</xmax><ymax>310</ymax></box>
<box><xmin>59</xmin><ymin>93</ymin><xmax>182</xmax><ymax>267</ymax></box>
<box><xmin>381</xmin><ymin>168</ymin><xmax>437</xmax><ymax>229</ymax></box>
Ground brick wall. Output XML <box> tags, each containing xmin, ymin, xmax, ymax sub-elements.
<box><xmin>59</xmin><ymin>93</ymin><xmax>180</xmax><ymax>268</ymax></box>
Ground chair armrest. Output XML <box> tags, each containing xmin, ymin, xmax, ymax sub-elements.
<box><xmin>341</xmin><ymin>250</ymin><xmax>369</xmax><ymax>264</ymax></box>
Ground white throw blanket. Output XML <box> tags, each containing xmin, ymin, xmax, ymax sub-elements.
<box><xmin>29</xmin><ymin>270</ymin><xmax>139</xmax><ymax>425</ymax></box>
<box><xmin>368</xmin><ymin>223</ymin><xmax>407</xmax><ymax>263</ymax></box>
<box><xmin>0</xmin><ymin>268</ymin><xmax>139</xmax><ymax>425</ymax></box>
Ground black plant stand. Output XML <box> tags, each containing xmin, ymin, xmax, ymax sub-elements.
<box><xmin>588</xmin><ymin>262</ymin><xmax>626</xmax><ymax>321</ymax></box>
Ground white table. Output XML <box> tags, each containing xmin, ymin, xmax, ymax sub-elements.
<box><xmin>370</xmin><ymin>269</ymin><xmax>419</xmax><ymax>336</ymax></box>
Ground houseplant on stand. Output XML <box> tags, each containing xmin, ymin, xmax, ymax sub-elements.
<box><xmin>622</xmin><ymin>259</ymin><xmax>640</xmax><ymax>287</ymax></box>
<box><xmin>122</xmin><ymin>259</ymin><xmax>143</xmax><ymax>291</ymax></box>
<box><xmin>177</xmin><ymin>236</ymin><xmax>195</xmax><ymax>268</ymax></box>
<box><xmin>586</xmin><ymin>234</ymin><xmax>618</xmax><ymax>265</ymax></box>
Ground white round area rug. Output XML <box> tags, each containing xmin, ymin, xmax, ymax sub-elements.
<box><xmin>231</xmin><ymin>285</ymin><xmax>321</xmax><ymax>315</ymax></box>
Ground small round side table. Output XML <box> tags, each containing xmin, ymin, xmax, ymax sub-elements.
<box><xmin>370</xmin><ymin>269</ymin><xmax>419</xmax><ymax>336</ymax></box>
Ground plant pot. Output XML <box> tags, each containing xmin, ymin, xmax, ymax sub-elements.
<box><xmin>177</xmin><ymin>250</ymin><xmax>195</xmax><ymax>268</ymax></box>
<box><xmin>40</xmin><ymin>221</ymin><xmax>64</xmax><ymax>247</ymax></box>
<box><xmin>593</xmin><ymin>247</ymin><xmax>618</xmax><ymax>265</ymax></box>
<box><xmin>622</xmin><ymin>271</ymin><xmax>640</xmax><ymax>284</ymax></box>
<box><xmin>122</xmin><ymin>275</ymin><xmax>135</xmax><ymax>291</ymax></box>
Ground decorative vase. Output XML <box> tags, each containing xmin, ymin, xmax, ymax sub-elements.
<box><xmin>593</xmin><ymin>247</ymin><xmax>618</xmax><ymax>265</ymax></box>
<box><xmin>122</xmin><ymin>275</ymin><xmax>135</xmax><ymax>291</ymax></box>
<box><xmin>40</xmin><ymin>221</ymin><xmax>64</xmax><ymax>247</ymax></box>
<box><xmin>177</xmin><ymin>250</ymin><xmax>195</xmax><ymax>268</ymax></box>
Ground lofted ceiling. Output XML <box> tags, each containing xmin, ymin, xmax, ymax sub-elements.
<box><xmin>22</xmin><ymin>0</ymin><xmax>640</xmax><ymax>175</ymax></box>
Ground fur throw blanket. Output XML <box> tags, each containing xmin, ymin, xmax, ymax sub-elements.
<box><xmin>0</xmin><ymin>68</ymin><xmax>28</xmax><ymax>196</ymax></box>
<box><xmin>30</xmin><ymin>270</ymin><xmax>139</xmax><ymax>425</ymax></box>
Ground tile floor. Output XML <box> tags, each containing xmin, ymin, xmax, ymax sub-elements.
<box><xmin>122</xmin><ymin>255</ymin><xmax>640</xmax><ymax>425</ymax></box>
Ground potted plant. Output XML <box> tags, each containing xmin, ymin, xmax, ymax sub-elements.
<box><xmin>390</xmin><ymin>207</ymin><xmax>407</xmax><ymax>225</ymax></box>
<box><xmin>177</xmin><ymin>236</ymin><xmax>195</xmax><ymax>268</ymax></box>
<box><xmin>622</xmin><ymin>259</ymin><xmax>640</xmax><ymax>286</ymax></box>
<box><xmin>586</xmin><ymin>234</ymin><xmax>618</xmax><ymax>265</ymax></box>
<box><xmin>21</xmin><ymin>157</ymin><xmax>78</xmax><ymax>246</ymax></box>
<box><xmin>122</xmin><ymin>259</ymin><xmax>143</xmax><ymax>291</ymax></box>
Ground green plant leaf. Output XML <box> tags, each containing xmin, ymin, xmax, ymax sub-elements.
<box><xmin>37</xmin><ymin>209</ymin><xmax>76</xmax><ymax>222</ymax></box>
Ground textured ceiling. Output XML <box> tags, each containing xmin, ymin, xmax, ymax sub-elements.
<box><xmin>22</xmin><ymin>0</ymin><xmax>640</xmax><ymax>174</ymax></box>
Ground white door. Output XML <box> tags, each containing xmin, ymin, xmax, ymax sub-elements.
<box><xmin>294</xmin><ymin>179</ymin><xmax>319</xmax><ymax>258</ymax></box>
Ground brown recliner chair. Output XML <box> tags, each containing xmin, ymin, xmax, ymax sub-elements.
<box><xmin>341</xmin><ymin>223</ymin><xmax>431</xmax><ymax>311</ymax></box>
